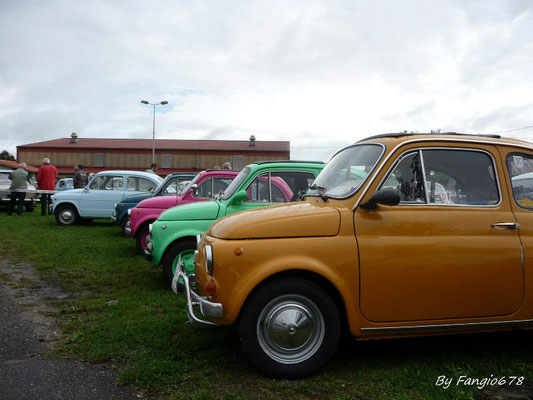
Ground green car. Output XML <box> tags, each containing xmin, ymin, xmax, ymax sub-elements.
<box><xmin>147</xmin><ymin>160</ymin><xmax>326</xmax><ymax>286</ymax></box>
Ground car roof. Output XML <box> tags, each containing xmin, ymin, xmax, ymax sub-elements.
<box><xmin>248</xmin><ymin>160</ymin><xmax>326</xmax><ymax>170</ymax></box>
<box><xmin>357</xmin><ymin>132</ymin><xmax>533</xmax><ymax>149</ymax></box>
<box><xmin>96</xmin><ymin>170</ymin><xmax>162</xmax><ymax>179</ymax></box>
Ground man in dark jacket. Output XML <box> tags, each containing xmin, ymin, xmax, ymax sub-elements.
<box><xmin>8</xmin><ymin>163</ymin><xmax>28</xmax><ymax>216</ymax></box>
<box><xmin>73</xmin><ymin>165</ymin><xmax>88</xmax><ymax>189</ymax></box>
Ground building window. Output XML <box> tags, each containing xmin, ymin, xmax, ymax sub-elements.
<box><xmin>232</xmin><ymin>155</ymin><xmax>245</xmax><ymax>170</ymax></box>
<box><xmin>93</xmin><ymin>153</ymin><xmax>104</xmax><ymax>167</ymax></box>
<box><xmin>161</xmin><ymin>154</ymin><xmax>172</xmax><ymax>169</ymax></box>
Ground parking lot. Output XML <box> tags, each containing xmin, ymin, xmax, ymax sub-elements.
<box><xmin>0</xmin><ymin>212</ymin><xmax>531</xmax><ymax>399</ymax></box>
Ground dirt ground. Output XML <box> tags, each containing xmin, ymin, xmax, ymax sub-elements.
<box><xmin>0</xmin><ymin>257</ymin><xmax>143</xmax><ymax>400</ymax></box>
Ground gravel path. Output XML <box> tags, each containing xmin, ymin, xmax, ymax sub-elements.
<box><xmin>0</xmin><ymin>258</ymin><xmax>141</xmax><ymax>400</ymax></box>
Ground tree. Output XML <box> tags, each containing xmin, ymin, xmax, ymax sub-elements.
<box><xmin>0</xmin><ymin>150</ymin><xmax>15</xmax><ymax>161</ymax></box>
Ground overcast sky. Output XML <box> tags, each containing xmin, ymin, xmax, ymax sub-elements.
<box><xmin>1</xmin><ymin>0</ymin><xmax>533</xmax><ymax>161</ymax></box>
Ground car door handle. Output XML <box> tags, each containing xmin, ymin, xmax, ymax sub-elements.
<box><xmin>491</xmin><ymin>222</ymin><xmax>520</xmax><ymax>229</ymax></box>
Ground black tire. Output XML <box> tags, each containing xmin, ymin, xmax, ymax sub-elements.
<box><xmin>161</xmin><ymin>238</ymin><xmax>197</xmax><ymax>288</ymax></box>
<box><xmin>55</xmin><ymin>205</ymin><xmax>79</xmax><ymax>226</ymax></box>
<box><xmin>135</xmin><ymin>224</ymin><xmax>150</xmax><ymax>254</ymax></box>
<box><xmin>239</xmin><ymin>278</ymin><xmax>340</xmax><ymax>378</ymax></box>
<box><xmin>120</xmin><ymin>216</ymin><xmax>128</xmax><ymax>235</ymax></box>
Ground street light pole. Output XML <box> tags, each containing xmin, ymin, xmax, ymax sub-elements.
<box><xmin>141</xmin><ymin>100</ymin><xmax>168</xmax><ymax>165</ymax></box>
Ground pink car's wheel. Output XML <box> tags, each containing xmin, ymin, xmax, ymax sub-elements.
<box><xmin>135</xmin><ymin>224</ymin><xmax>151</xmax><ymax>254</ymax></box>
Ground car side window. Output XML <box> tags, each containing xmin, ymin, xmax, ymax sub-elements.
<box><xmin>195</xmin><ymin>178</ymin><xmax>212</xmax><ymax>198</ymax></box>
<box><xmin>382</xmin><ymin>152</ymin><xmax>426</xmax><ymax>204</ymax></box>
<box><xmin>246</xmin><ymin>173</ymin><xmax>270</xmax><ymax>202</ymax></box>
<box><xmin>161</xmin><ymin>178</ymin><xmax>177</xmax><ymax>195</ymax></box>
<box><xmin>213</xmin><ymin>178</ymin><xmax>232</xmax><ymax>197</ymax></box>
<box><xmin>381</xmin><ymin>149</ymin><xmax>499</xmax><ymax>206</ymax></box>
<box><xmin>103</xmin><ymin>176</ymin><xmax>124</xmax><ymax>191</ymax></box>
<box><xmin>245</xmin><ymin>171</ymin><xmax>316</xmax><ymax>203</ymax></box>
<box><xmin>422</xmin><ymin>150</ymin><xmax>499</xmax><ymax>205</ymax></box>
<box><xmin>507</xmin><ymin>153</ymin><xmax>533</xmax><ymax>209</ymax></box>
<box><xmin>89</xmin><ymin>176</ymin><xmax>105</xmax><ymax>190</ymax></box>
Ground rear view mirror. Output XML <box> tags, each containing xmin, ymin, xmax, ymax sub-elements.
<box><xmin>360</xmin><ymin>188</ymin><xmax>400</xmax><ymax>210</ymax></box>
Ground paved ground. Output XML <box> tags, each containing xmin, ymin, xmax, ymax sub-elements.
<box><xmin>0</xmin><ymin>259</ymin><xmax>141</xmax><ymax>400</ymax></box>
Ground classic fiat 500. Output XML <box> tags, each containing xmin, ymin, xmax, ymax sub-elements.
<box><xmin>112</xmin><ymin>172</ymin><xmax>195</xmax><ymax>234</ymax></box>
<box><xmin>128</xmin><ymin>170</ymin><xmax>238</xmax><ymax>252</ymax></box>
<box><xmin>149</xmin><ymin>161</ymin><xmax>325</xmax><ymax>285</ymax></box>
<box><xmin>174</xmin><ymin>132</ymin><xmax>533</xmax><ymax>378</ymax></box>
<box><xmin>52</xmin><ymin>170</ymin><xmax>162</xmax><ymax>225</ymax></box>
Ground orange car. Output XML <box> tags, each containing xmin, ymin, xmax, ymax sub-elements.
<box><xmin>173</xmin><ymin>132</ymin><xmax>533</xmax><ymax>378</ymax></box>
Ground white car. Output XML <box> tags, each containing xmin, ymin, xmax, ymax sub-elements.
<box><xmin>0</xmin><ymin>169</ymin><xmax>39</xmax><ymax>211</ymax></box>
<box><xmin>51</xmin><ymin>170</ymin><xmax>163</xmax><ymax>225</ymax></box>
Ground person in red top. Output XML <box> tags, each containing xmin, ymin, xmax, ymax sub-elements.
<box><xmin>37</xmin><ymin>157</ymin><xmax>58</xmax><ymax>215</ymax></box>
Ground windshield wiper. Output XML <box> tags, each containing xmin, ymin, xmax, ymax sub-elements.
<box><xmin>306</xmin><ymin>184</ymin><xmax>329</xmax><ymax>201</ymax></box>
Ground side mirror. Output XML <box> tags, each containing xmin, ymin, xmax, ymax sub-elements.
<box><xmin>231</xmin><ymin>190</ymin><xmax>248</xmax><ymax>205</ymax></box>
<box><xmin>360</xmin><ymin>188</ymin><xmax>400</xmax><ymax>210</ymax></box>
<box><xmin>190</xmin><ymin>183</ymin><xmax>198</xmax><ymax>196</ymax></box>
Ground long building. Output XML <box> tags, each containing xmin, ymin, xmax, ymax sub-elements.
<box><xmin>17</xmin><ymin>135</ymin><xmax>290</xmax><ymax>176</ymax></box>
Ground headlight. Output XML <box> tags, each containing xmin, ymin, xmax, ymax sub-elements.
<box><xmin>114</xmin><ymin>203</ymin><xmax>117</xmax><ymax>208</ymax></box>
<box><xmin>149</xmin><ymin>224</ymin><xmax>152</xmax><ymax>234</ymax></box>
<box><xmin>127</xmin><ymin>209</ymin><xmax>131</xmax><ymax>216</ymax></box>
<box><xmin>205</xmin><ymin>245</ymin><xmax>213</xmax><ymax>275</ymax></box>
<box><xmin>196</xmin><ymin>234</ymin><xmax>202</xmax><ymax>247</ymax></box>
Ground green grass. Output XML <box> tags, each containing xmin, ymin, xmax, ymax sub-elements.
<box><xmin>0</xmin><ymin>212</ymin><xmax>532</xmax><ymax>399</ymax></box>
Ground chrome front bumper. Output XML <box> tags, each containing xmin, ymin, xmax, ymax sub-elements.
<box><xmin>111</xmin><ymin>211</ymin><xmax>117</xmax><ymax>223</ymax></box>
<box><xmin>124</xmin><ymin>217</ymin><xmax>131</xmax><ymax>236</ymax></box>
<box><xmin>172</xmin><ymin>260</ymin><xmax>223</xmax><ymax>326</ymax></box>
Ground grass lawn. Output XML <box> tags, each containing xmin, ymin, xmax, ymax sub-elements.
<box><xmin>0</xmin><ymin>212</ymin><xmax>532</xmax><ymax>399</ymax></box>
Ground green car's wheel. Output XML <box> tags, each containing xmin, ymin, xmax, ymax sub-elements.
<box><xmin>162</xmin><ymin>238</ymin><xmax>197</xmax><ymax>289</ymax></box>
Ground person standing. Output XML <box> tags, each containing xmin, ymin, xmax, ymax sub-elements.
<box><xmin>222</xmin><ymin>162</ymin><xmax>231</xmax><ymax>169</ymax></box>
<box><xmin>37</xmin><ymin>158</ymin><xmax>58</xmax><ymax>215</ymax></box>
<box><xmin>73</xmin><ymin>165</ymin><xmax>88</xmax><ymax>189</ymax></box>
<box><xmin>7</xmin><ymin>163</ymin><xmax>28</xmax><ymax>216</ymax></box>
<box><xmin>145</xmin><ymin>163</ymin><xmax>158</xmax><ymax>174</ymax></box>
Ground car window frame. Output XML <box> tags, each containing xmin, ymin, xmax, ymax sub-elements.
<box><xmin>377</xmin><ymin>146</ymin><xmax>502</xmax><ymax>208</ymax></box>
<box><xmin>506</xmin><ymin>151</ymin><xmax>533</xmax><ymax>211</ymax></box>
<box><xmin>243</xmin><ymin>169</ymin><xmax>319</xmax><ymax>204</ymax></box>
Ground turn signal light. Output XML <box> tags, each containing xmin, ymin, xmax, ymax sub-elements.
<box><xmin>234</xmin><ymin>247</ymin><xmax>244</xmax><ymax>256</ymax></box>
<box><xmin>204</xmin><ymin>278</ymin><xmax>216</xmax><ymax>297</ymax></box>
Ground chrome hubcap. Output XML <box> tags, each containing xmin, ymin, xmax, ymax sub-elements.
<box><xmin>60</xmin><ymin>209</ymin><xmax>74</xmax><ymax>224</ymax></box>
<box><xmin>257</xmin><ymin>295</ymin><xmax>325</xmax><ymax>364</ymax></box>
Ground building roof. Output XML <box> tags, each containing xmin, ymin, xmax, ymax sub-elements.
<box><xmin>0</xmin><ymin>160</ymin><xmax>39</xmax><ymax>173</ymax></box>
<box><xmin>18</xmin><ymin>137</ymin><xmax>290</xmax><ymax>152</ymax></box>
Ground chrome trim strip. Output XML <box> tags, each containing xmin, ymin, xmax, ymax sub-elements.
<box><xmin>361</xmin><ymin>318</ymin><xmax>533</xmax><ymax>332</ymax></box>
<box><xmin>418</xmin><ymin>150</ymin><xmax>430</xmax><ymax>204</ymax></box>
<box><xmin>354</xmin><ymin>139</ymin><xmax>508</xmax><ymax>210</ymax></box>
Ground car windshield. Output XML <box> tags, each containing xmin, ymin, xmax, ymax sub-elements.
<box><xmin>178</xmin><ymin>173</ymin><xmax>202</xmax><ymax>195</ymax></box>
<box><xmin>221</xmin><ymin>167</ymin><xmax>251</xmax><ymax>200</ymax></box>
<box><xmin>0</xmin><ymin>172</ymin><xmax>10</xmax><ymax>181</ymax></box>
<box><xmin>308</xmin><ymin>144</ymin><xmax>384</xmax><ymax>198</ymax></box>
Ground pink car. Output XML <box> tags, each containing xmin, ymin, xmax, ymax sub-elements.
<box><xmin>128</xmin><ymin>170</ymin><xmax>238</xmax><ymax>252</ymax></box>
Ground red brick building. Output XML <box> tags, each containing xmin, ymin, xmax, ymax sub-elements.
<box><xmin>17</xmin><ymin>136</ymin><xmax>290</xmax><ymax>176</ymax></box>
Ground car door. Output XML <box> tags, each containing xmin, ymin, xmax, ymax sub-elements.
<box><xmin>80</xmin><ymin>175</ymin><xmax>125</xmax><ymax>217</ymax></box>
<box><xmin>355</xmin><ymin>144</ymin><xmax>523</xmax><ymax>322</ymax></box>
<box><xmin>501</xmin><ymin>147</ymin><xmax>533</xmax><ymax>306</ymax></box>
